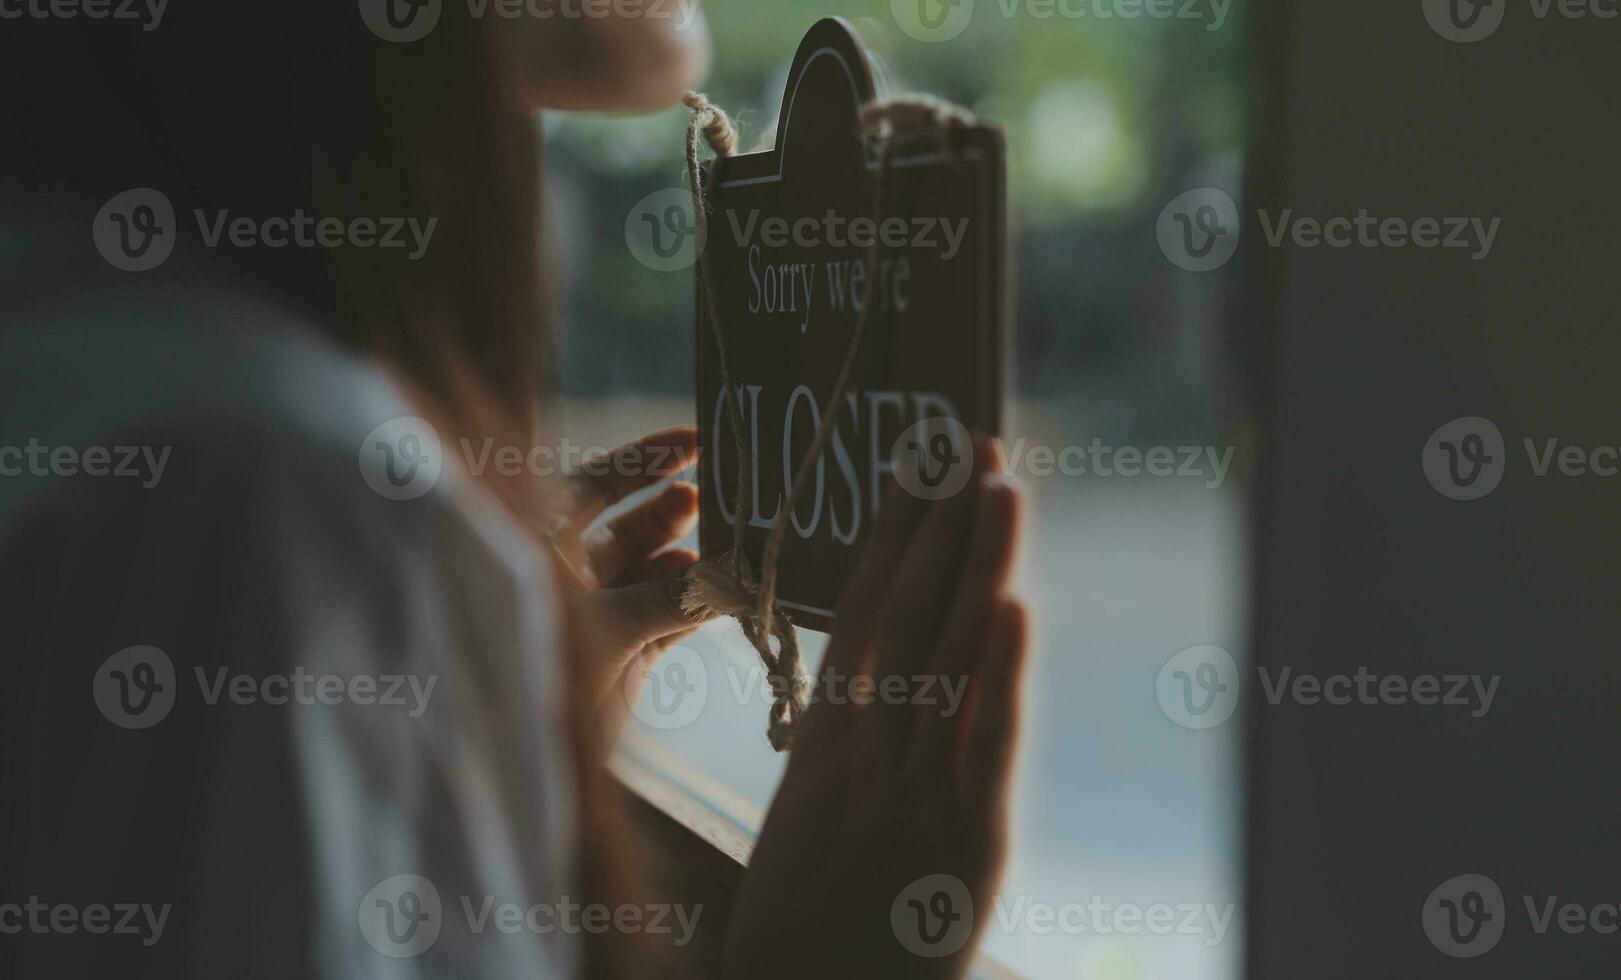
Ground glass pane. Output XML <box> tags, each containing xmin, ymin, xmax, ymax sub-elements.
<box><xmin>557</xmin><ymin>7</ymin><xmax>1246</xmax><ymax>977</ymax></box>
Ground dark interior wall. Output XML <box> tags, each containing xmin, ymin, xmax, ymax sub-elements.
<box><xmin>1245</xmin><ymin>2</ymin><xmax>1621</xmax><ymax>976</ymax></box>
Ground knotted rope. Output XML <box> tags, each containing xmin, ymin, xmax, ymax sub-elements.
<box><xmin>680</xmin><ymin>90</ymin><xmax>975</xmax><ymax>751</ymax></box>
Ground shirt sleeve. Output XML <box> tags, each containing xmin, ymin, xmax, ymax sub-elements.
<box><xmin>0</xmin><ymin>418</ymin><xmax>579</xmax><ymax>980</ymax></box>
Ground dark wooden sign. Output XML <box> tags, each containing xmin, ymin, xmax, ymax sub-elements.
<box><xmin>697</xmin><ymin>17</ymin><xmax>1005</xmax><ymax>633</ymax></box>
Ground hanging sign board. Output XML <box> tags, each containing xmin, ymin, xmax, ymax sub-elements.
<box><xmin>697</xmin><ymin>17</ymin><xmax>1006</xmax><ymax>633</ymax></box>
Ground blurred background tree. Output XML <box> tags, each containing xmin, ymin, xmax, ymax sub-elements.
<box><xmin>545</xmin><ymin>2</ymin><xmax>1241</xmax><ymax>445</ymax></box>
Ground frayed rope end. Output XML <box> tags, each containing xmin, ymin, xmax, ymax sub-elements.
<box><xmin>680</xmin><ymin>554</ymin><xmax>755</xmax><ymax>620</ymax></box>
<box><xmin>683</xmin><ymin>91</ymin><xmax>738</xmax><ymax>158</ymax></box>
<box><xmin>681</xmin><ymin>554</ymin><xmax>806</xmax><ymax>753</ymax></box>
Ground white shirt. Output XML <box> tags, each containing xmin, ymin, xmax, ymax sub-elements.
<box><xmin>0</xmin><ymin>267</ymin><xmax>578</xmax><ymax>978</ymax></box>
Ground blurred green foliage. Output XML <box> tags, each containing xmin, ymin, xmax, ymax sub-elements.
<box><xmin>547</xmin><ymin>0</ymin><xmax>1242</xmax><ymax>434</ymax></box>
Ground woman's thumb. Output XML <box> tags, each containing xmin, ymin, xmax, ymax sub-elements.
<box><xmin>576</xmin><ymin>574</ymin><xmax>704</xmax><ymax>654</ymax></box>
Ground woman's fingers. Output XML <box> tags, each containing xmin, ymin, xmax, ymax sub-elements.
<box><xmin>629</xmin><ymin>551</ymin><xmax>702</xmax><ymax>650</ymax></box>
<box><xmin>914</xmin><ymin>476</ymin><xmax>1021</xmax><ymax>756</ymax></box>
<box><xmin>863</xmin><ymin>494</ymin><xmax>986</xmax><ymax>764</ymax></box>
<box><xmin>823</xmin><ymin>483</ymin><xmax>927</xmax><ymax>676</ymax></box>
<box><xmin>797</xmin><ymin>480</ymin><xmax>930</xmax><ymax>750</ymax></box>
<box><xmin>610</xmin><ymin>574</ymin><xmax>707</xmax><ymax>648</ymax></box>
<box><xmin>569</xmin><ymin>568</ymin><xmax>709</xmax><ymax>681</ymax></box>
<box><xmin>511</xmin><ymin>2</ymin><xmax>712</xmax><ymax>113</ymax></box>
<box><xmin>869</xmin><ymin>437</ymin><xmax>1001</xmax><ymax>683</ymax></box>
<box><xmin>637</xmin><ymin>623</ymin><xmax>701</xmax><ymax>659</ymax></box>
<box><xmin>640</xmin><ymin>547</ymin><xmax>701</xmax><ymax>579</ymax></box>
<box><xmin>958</xmin><ymin>598</ymin><xmax>1029</xmax><ymax>815</ymax></box>
<box><xmin>582</xmin><ymin>481</ymin><xmax>698</xmax><ymax>587</ymax></box>
<box><xmin>558</xmin><ymin>426</ymin><xmax>697</xmax><ymax>531</ymax></box>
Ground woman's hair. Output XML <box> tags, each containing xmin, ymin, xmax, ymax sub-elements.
<box><xmin>3</xmin><ymin>4</ymin><xmax>546</xmax><ymax>436</ymax></box>
<box><xmin>3</xmin><ymin>7</ymin><xmax>644</xmax><ymax>975</ymax></box>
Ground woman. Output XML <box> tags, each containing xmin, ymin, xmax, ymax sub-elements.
<box><xmin>0</xmin><ymin>3</ymin><xmax>1026</xmax><ymax>977</ymax></box>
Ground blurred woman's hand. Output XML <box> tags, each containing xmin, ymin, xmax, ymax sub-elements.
<box><xmin>546</xmin><ymin>426</ymin><xmax>708</xmax><ymax>717</ymax></box>
<box><xmin>725</xmin><ymin>441</ymin><xmax>1028</xmax><ymax>980</ymax></box>
<box><xmin>503</xmin><ymin>0</ymin><xmax>711</xmax><ymax>112</ymax></box>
